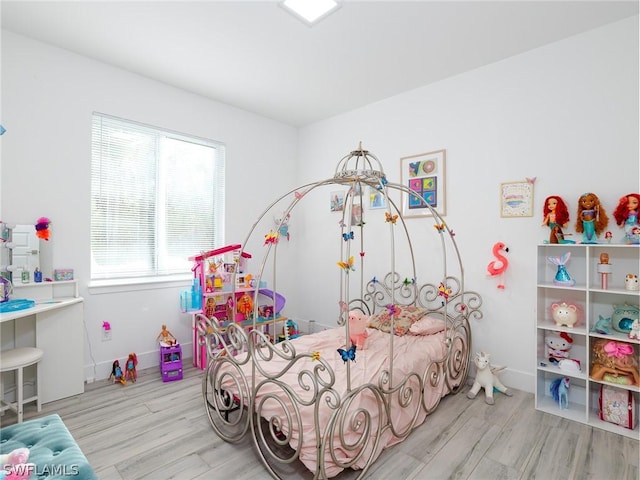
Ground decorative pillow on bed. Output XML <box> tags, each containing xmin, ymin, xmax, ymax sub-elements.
<box><xmin>408</xmin><ymin>315</ymin><xmax>446</xmax><ymax>335</ymax></box>
<box><xmin>368</xmin><ymin>305</ymin><xmax>429</xmax><ymax>335</ymax></box>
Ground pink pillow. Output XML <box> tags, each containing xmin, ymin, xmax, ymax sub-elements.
<box><xmin>408</xmin><ymin>316</ymin><xmax>445</xmax><ymax>335</ymax></box>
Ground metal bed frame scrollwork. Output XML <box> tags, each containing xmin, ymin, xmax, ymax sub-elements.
<box><xmin>197</xmin><ymin>145</ymin><xmax>483</xmax><ymax>479</ymax></box>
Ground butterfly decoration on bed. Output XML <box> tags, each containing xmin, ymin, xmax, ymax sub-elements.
<box><xmin>342</xmin><ymin>231</ymin><xmax>354</xmax><ymax>241</ymax></box>
<box><xmin>337</xmin><ymin>344</ymin><xmax>357</xmax><ymax>364</ymax></box>
<box><xmin>386</xmin><ymin>304</ymin><xmax>400</xmax><ymax>316</ymax></box>
<box><xmin>311</xmin><ymin>351</ymin><xmax>321</xmax><ymax>361</ymax></box>
<box><xmin>294</xmin><ymin>191</ymin><xmax>304</xmax><ymax>199</ymax></box>
<box><xmin>385</xmin><ymin>212</ymin><xmax>398</xmax><ymax>224</ymax></box>
<box><xmin>376</xmin><ymin>178</ymin><xmax>388</xmax><ymax>190</ymax></box>
<box><xmin>264</xmin><ymin>230</ymin><xmax>278</xmax><ymax>245</ymax></box>
<box><xmin>403</xmin><ymin>277</ymin><xmax>415</xmax><ymax>286</ymax></box>
<box><xmin>433</xmin><ymin>223</ymin><xmax>446</xmax><ymax>233</ymax></box>
<box><xmin>371</xmin><ymin>276</ymin><xmax>378</xmax><ymax>284</ymax></box>
<box><xmin>438</xmin><ymin>282</ymin><xmax>452</xmax><ymax>301</ymax></box>
<box><xmin>338</xmin><ymin>300</ymin><xmax>348</xmax><ymax>313</ymax></box>
<box><xmin>338</xmin><ymin>219</ymin><xmax>346</xmax><ymax>228</ymax></box>
<box><xmin>337</xmin><ymin>256</ymin><xmax>355</xmax><ymax>273</ymax></box>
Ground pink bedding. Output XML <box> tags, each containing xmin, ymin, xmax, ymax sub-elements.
<box><xmin>218</xmin><ymin>326</ymin><xmax>453</xmax><ymax>477</ymax></box>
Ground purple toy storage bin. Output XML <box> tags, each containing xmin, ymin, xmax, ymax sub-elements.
<box><xmin>160</xmin><ymin>344</ymin><xmax>183</xmax><ymax>382</ymax></box>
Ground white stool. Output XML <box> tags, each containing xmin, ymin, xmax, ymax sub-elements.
<box><xmin>0</xmin><ymin>347</ymin><xmax>44</xmax><ymax>423</ymax></box>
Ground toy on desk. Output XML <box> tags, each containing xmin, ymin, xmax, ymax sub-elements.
<box><xmin>575</xmin><ymin>192</ymin><xmax>608</xmax><ymax>244</ymax></box>
<box><xmin>597</xmin><ymin>252</ymin><xmax>612</xmax><ymax>289</ymax></box>
<box><xmin>156</xmin><ymin>324</ymin><xmax>177</xmax><ymax>346</ymax></box>
<box><xmin>612</xmin><ymin>193</ymin><xmax>640</xmax><ymax>244</ymax></box>
<box><xmin>109</xmin><ymin>360</ymin><xmax>126</xmax><ymax>385</ymax></box>
<box><xmin>125</xmin><ymin>353</ymin><xmax>138</xmax><ymax>383</ymax></box>
<box><xmin>550</xmin><ymin>377</ymin><xmax>570</xmax><ymax>409</ymax></box>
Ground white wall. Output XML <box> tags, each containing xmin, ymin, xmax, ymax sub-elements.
<box><xmin>0</xmin><ymin>31</ymin><xmax>298</xmax><ymax>381</ymax></box>
<box><xmin>292</xmin><ymin>17</ymin><xmax>639</xmax><ymax>392</ymax></box>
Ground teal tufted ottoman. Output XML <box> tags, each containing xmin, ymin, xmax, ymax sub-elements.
<box><xmin>0</xmin><ymin>414</ymin><xmax>97</xmax><ymax>480</ymax></box>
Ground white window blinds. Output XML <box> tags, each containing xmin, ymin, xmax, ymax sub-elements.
<box><xmin>91</xmin><ymin>113</ymin><xmax>225</xmax><ymax>280</ymax></box>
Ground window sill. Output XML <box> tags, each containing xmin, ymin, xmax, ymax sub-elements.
<box><xmin>88</xmin><ymin>274</ymin><xmax>192</xmax><ymax>295</ymax></box>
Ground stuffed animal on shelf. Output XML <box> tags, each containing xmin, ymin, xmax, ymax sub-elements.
<box><xmin>546</xmin><ymin>331</ymin><xmax>573</xmax><ymax>364</ymax></box>
<box><xmin>550</xmin><ymin>301</ymin><xmax>582</xmax><ymax>328</ymax></box>
<box><xmin>348</xmin><ymin>310</ymin><xmax>369</xmax><ymax>350</ymax></box>
<box><xmin>466</xmin><ymin>352</ymin><xmax>513</xmax><ymax>405</ymax></box>
<box><xmin>0</xmin><ymin>447</ymin><xmax>32</xmax><ymax>480</ymax></box>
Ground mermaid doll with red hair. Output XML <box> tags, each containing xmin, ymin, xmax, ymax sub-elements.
<box><xmin>613</xmin><ymin>193</ymin><xmax>640</xmax><ymax>244</ymax></box>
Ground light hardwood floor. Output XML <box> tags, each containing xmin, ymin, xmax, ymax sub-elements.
<box><xmin>2</xmin><ymin>362</ymin><xmax>638</xmax><ymax>480</ymax></box>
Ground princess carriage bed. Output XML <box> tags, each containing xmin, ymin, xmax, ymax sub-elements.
<box><xmin>196</xmin><ymin>145</ymin><xmax>483</xmax><ymax>479</ymax></box>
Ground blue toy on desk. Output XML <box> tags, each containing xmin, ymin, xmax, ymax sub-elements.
<box><xmin>0</xmin><ymin>299</ymin><xmax>35</xmax><ymax>313</ymax></box>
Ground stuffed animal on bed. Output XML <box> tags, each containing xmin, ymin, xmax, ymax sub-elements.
<box><xmin>0</xmin><ymin>448</ymin><xmax>33</xmax><ymax>480</ymax></box>
<box><xmin>466</xmin><ymin>351</ymin><xmax>513</xmax><ymax>405</ymax></box>
<box><xmin>348</xmin><ymin>310</ymin><xmax>369</xmax><ymax>349</ymax></box>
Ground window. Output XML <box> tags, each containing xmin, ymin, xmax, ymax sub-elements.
<box><xmin>91</xmin><ymin>113</ymin><xmax>225</xmax><ymax>281</ymax></box>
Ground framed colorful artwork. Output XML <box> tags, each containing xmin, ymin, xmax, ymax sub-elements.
<box><xmin>400</xmin><ymin>149</ymin><xmax>446</xmax><ymax>217</ymax></box>
<box><xmin>500</xmin><ymin>180</ymin><xmax>534</xmax><ymax>217</ymax></box>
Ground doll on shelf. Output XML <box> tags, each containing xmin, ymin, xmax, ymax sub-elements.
<box><xmin>541</xmin><ymin>195</ymin><xmax>573</xmax><ymax>244</ymax></box>
<box><xmin>156</xmin><ymin>324</ymin><xmax>177</xmax><ymax>345</ymax></box>
<box><xmin>575</xmin><ymin>192</ymin><xmax>608</xmax><ymax>244</ymax></box>
<box><xmin>613</xmin><ymin>193</ymin><xmax>640</xmax><ymax>244</ymax></box>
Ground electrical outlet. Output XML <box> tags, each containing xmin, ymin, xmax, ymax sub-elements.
<box><xmin>102</xmin><ymin>329</ymin><xmax>112</xmax><ymax>341</ymax></box>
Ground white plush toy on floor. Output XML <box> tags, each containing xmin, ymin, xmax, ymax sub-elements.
<box><xmin>467</xmin><ymin>351</ymin><xmax>513</xmax><ymax>405</ymax></box>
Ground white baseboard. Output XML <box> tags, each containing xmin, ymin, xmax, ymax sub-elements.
<box><xmin>84</xmin><ymin>342</ymin><xmax>194</xmax><ymax>384</ymax></box>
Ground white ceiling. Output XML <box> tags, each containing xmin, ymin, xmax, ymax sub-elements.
<box><xmin>1</xmin><ymin>1</ymin><xmax>638</xmax><ymax>127</ymax></box>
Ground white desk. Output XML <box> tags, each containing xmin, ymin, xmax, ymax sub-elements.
<box><xmin>1</xmin><ymin>281</ymin><xmax>84</xmax><ymax>403</ymax></box>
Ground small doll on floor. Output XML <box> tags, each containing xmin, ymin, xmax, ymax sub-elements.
<box><xmin>541</xmin><ymin>195</ymin><xmax>572</xmax><ymax>244</ymax></box>
<box><xmin>109</xmin><ymin>359</ymin><xmax>126</xmax><ymax>385</ymax></box>
<box><xmin>612</xmin><ymin>193</ymin><xmax>640</xmax><ymax>244</ymax></box>
<box><xmin>575</xmin><ymin>192</ymin><xmax>608</xmax><ymax>244</ymax></box>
